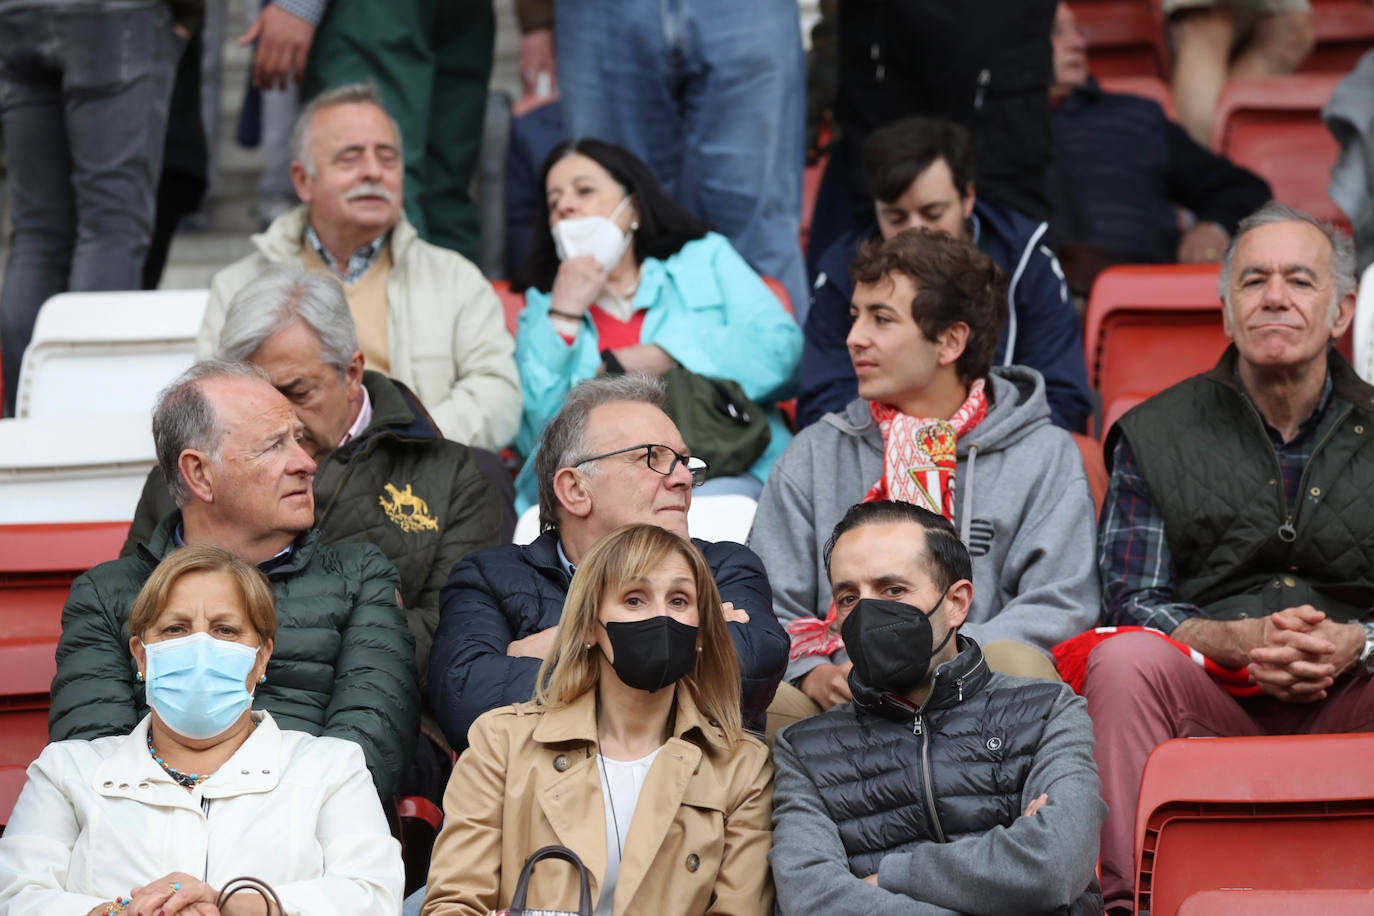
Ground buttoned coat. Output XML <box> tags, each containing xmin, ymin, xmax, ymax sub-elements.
<box><xmin>421</xmin><ymin>686</ymin><xmax>774</xmax><ymax>916</ymax></box>
<box><xmin>0</xmin><ymin>713</ymin><xmax>404</xmax><ymax>916</ymax></box>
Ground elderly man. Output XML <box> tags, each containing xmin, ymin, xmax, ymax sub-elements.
<box><xmin>195</xmin><ymin>82</ymin><xmax>521</xmax><ymax>450</ymax></box>
<box><xmin>1047</xmin><ymin>1</ymin><xmax>1271</xmax><ymax>288</ymax></box>
<box><xmin>771</xmin><ymin>501</ymin><xmax>1105</xmax><ymax>915</ymax></box>
<box><xmin>50</xmin><ymin>361</ymin><xmax>418</xmax><ymax>799</ymax></box>
<box><xmin>428</xmin><ymin>375</ymin><xmax>789</xmax><ymax>749</ymax></box>
<box><xmin>754</xmin><ymin>229</ymin><xmax>1098</xmax><ymax>733</ymax></box>
<box><xmin>124</xmin><ymin>265</ymin><xmax>504</xmax><ymax>689</ymax></box>
<box><xmin>1087</xmin><ymin>202</ymin><xmax>1374</xmax><ymax>914</ymax></box>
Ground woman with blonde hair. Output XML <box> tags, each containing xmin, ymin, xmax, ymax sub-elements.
<box><xmin>422</xmin><ymin>524</ymin><xmax>774</xmax><ymax>916</ymax></box>
<box><xmin>0</xmin><ymin>544</ymin><xmax>403</xmax><ymax>916</ymax></box>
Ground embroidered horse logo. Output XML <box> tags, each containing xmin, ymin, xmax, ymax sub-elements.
<box><xmin>379</xmin><ymin>482</ymin><xmax>439</xmax><ymax>533</ymax></box>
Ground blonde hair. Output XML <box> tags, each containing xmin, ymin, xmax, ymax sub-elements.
<box><xmin>129</xmin><ymin>544</ymin><xmax>278</xmax><ymax>643</ymax></box>
<box><xmin>535</xmin><ymin>524</ymin><xmax>744</xmax><ymax>746</ymax></box>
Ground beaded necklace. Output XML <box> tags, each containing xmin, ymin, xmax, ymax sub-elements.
<box><xmin>147</xmin><ymin>731</ymin><xmax>213</xmax><ymax>788</ymax></box>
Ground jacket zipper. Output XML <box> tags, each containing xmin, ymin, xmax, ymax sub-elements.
<box><xmin>911</xmin><ymin>710</ymin><xmax>947</xmax><ymax>843</ymax></box>
<box><xmin>1237</xmin><ymin>394</ymin><xmax>1349</xmax><ymax>542</ymax></box>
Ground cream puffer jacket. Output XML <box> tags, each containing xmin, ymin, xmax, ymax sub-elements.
<box><xmin>0</xmin><ymin>712</ymin><xmax>404</xmax><ymax>916</ymax></box>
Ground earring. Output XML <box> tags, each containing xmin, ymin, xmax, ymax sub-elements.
<box><xmin>584</xmin><ymin>643</ymin><xmax>592</xmax><ymax>650</ymax></box>
<box><xmin>135</xmin><ymin>671</ymin><xmax>144</xmax><ymax>682</ymax></box>
<box><xmin>258</xmin><ymin>674</ymin><xmax>267</xmax><ymax>685</ymax></box>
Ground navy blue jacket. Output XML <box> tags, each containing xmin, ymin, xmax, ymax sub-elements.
<box><xmin>796</xmin><ymin>199</ymin><xmax>1093</xmax><ymax>432</ymax></box>
<box><xmin>429</xmin><ymin>532</ymin><xmax>788</xmax><ymax>749</ymax></box>
<box><xmin>1046</xmin><ymin>77</ymin><xmax>1271</xmax><ymax>264</ymax></box>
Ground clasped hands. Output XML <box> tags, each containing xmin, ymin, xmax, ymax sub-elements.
<box><xmin>1247</xmin><ymin>605</ymin><xmax>1364</xmax><ymax>702</ymax></box>
<box><xmin>89</xmin><ymin>872</ymin><xmax>273</xmax><ymax>916</ymax></box>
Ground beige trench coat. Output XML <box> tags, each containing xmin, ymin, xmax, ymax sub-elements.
<box><xmin>421</xmin><ymin>686</ymin><xmax>774</xmax><ymax>916</ymax></box>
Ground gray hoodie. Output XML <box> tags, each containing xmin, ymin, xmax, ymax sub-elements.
<box><xmin>747</xmin><ymin>366</ymin><xmax>1100</xmax><ymax>683</ymax></box>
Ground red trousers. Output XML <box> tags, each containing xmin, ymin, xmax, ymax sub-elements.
<box><xmin>1083</xmin><ymin>632</ymin><xmax>1374</xmax><ymax>911</ymax></box>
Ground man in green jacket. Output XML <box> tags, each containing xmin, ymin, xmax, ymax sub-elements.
<box><xmin>123</xmin><ymin>265</ymin><xmax>505</xmax><ymax>690</ymax></box>
<box><xmin>51</xmin><ymin>359</ymin><xmax>418</xmax><ymax>799</ymax></box>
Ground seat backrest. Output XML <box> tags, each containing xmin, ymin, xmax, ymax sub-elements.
<box><xmin>16</xmin><ymin>289</ymin><xmax>208</xmax><ymax>419</ymax></box>
<box><xmin>1076</xmin><ymin>0</ymin><xmax>1169</xmax><ymax>78</ymax></box>
<box><xmin>1097</xmin><ymin>74</ymin><xmax>1177</xmax><ymax>120</ymax></box>
<box><xmin>1071</xmin><ymin>432</ymin><xmax>1108</xmax><ymax>517</ymax></box>
<box><xmin>0</xmin><ymin>414</ymin><xmax>155</xmax><ymax>524</ymax></box>
<box><xmin>491</xmin><ymin>280</ymin><xmax>525</xmax><ymax>337</ymax></box>
<box><xmin>1135</xmin><ymin>734</ymin><xmax>1374</xmax><ymax>916</ymax></box>
<box><xmin>1302</xmin><ymin>0</ymin><xmax>1374</xmax><ymax>74</ymax></box>
<box><xmin>1082</xmin><ymin>264</ymin><xmax>1229</xmax><ymax>437</ymax></box>
<box><xmin>1210</xmin><ymin>75</ymin><xmax>1344</xmax><ymax>226</ymax></box>
<box><xmin>1179</xmin><ymin>888</ymin><xmax>1374</xmax><ymax>915</ymax></box>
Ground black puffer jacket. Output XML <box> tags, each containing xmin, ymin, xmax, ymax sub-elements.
<box><xmin>51</xmin><ymin>514</ymin><xmax>418</xmax><ymax>798</ymax></box>
<box><xmin>774</xmin><ymin>637</ymin><xmax>1104</xmax><ymax>915</ymax></box>
<box><xmin>429</xmin><ymin>532</ymin><xmax>788</xmax><ymax>749</ymax></box>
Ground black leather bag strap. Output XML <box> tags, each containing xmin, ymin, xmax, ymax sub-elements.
<box><xmin>507</xmin><ymin>845</ymin><xmax>595</xmax><ymax>915</ymax></box>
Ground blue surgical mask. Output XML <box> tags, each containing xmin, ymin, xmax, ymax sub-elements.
<box><xmin>143</xmin><ymin>632</ymin><xmax>260</xmax><ymax>740</ymax></box>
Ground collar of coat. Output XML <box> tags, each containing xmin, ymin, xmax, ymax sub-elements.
<box><xmin>524</xmin><ymin>681</ymin><xmax>733</xmax><ymax>754</ymax></box>
<box><xmin>142</xmin><ymin>513</ymin><xmax>322</xmax><ymax>579</ymax></box>
<box><xmin>94</xmin><ymin>711</ymin><xmax>284</xmax><ymax>806</ymax></box>
<box><xmin>850</xmin><ymin>634</ymin><xmax>993</xmax><ymax>723</ymax></box>
<box><xmin>253</xmin><ymin>204</ymin><xmax>421</xmax><ymax>267</ymax></box>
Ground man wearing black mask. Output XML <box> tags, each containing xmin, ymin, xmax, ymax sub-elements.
<box><xmin>769</xmin><ymin>501</ymin><xmax>1106</xmax><ymax>915</ymax></box>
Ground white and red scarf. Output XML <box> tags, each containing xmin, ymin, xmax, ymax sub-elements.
<box><xmin>785</xmin><ymin>381</ymin><xmax>989</xmax><ymax>662</ymax></box>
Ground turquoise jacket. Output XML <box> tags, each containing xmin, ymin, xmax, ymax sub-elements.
<box><xmin>514</xmin><ymin>232</ymin><xmax>803</xmax><ymax>509</ymax></box>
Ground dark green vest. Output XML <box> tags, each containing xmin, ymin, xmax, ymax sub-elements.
<box><xmin>1112</xmin><ymin>347</ymin><xmax>1374</xmax><ymax>622</ymax></box>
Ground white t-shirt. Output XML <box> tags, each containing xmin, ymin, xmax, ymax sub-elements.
<box><xmin>595</xmin><ymin>747</ymin><xmax>662</xmax><ymax>915</ymax></box>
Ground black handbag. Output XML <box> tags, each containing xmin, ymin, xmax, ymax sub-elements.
<box><xmin>216</xmin><ymin>876</ymin><xmax>284</xmax><ymax>913</ymax></box>
<box><xmin>497</xmin><ymin>845</ymin><xmax>595</xmax><ymax>916</ymax></box>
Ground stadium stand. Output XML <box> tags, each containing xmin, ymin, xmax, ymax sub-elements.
<box><xmin>1304</xmin><ymin>0</ymin><xmax>1374</xmax><ymax>75</ymax></box>
<box><xmin>1076</xmin><ymin>0</ymin><xmax>1169</xmax><ymax>78</ymax></box>
<box><xmin>1135</xmin><ymin>734</ymin><xmax>1374</xmax><ymax>916</ymax></box>
<box><xmin>1209</xmin><ymin>74</ymin><xmax>1345</xmax><ymax>227</ymax></box>
<box><xmin>1178</xmin><ymin>888</ymin><xmax>1374</xmax><ymax>915</ymax></box>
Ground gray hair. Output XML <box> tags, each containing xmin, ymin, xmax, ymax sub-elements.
<box><xmin>289</xmin><ymin>82</ymin><xmax>403</xmax><ymax>179</ymax></box>
<box><xmin>1219</xmin><ymin>201</ymin><xmax>1359</xmax><ymax>325</ymax></box>
<box><xmin>218</xmin><ymin>265</ymin><xmax>359</xmax><ymax>375</ymax></box>
<box><xmin>535</xmin><ymin>375</ymin><xmax>668</xmax><ymax>535</ymax></box>
<box><xmin>154</xmin><ymin>360</ymin><xmax>272</xmax><ymax>507</ymax></box>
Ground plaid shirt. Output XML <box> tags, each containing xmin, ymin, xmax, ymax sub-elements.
<box><xmin>1097</xmin><ymin>373</ymin><xmax>1333</xmax><ymax>632</ymax></box>
<box><xmin>306</xmin><ymin>223</ymin><xmax>389</xmax><ymax>284</ymax></box>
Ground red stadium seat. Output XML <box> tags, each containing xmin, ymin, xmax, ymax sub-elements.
<box><xmin>1097</xmin><ymin>74</ymin><xmax>1177</xmax><ymax>120</ymax></box>
<box><xmin>1082</xmin><ymin>264</ymin><xmax>1230</xmax><ymax>438</ymax></box>
<box><xmin>0</xmin><ymin>521</ymin><xmax>127</xmax><ymax>825</ymax></box>
<box><xmin>492</xmin><ymin>280</ymin><xmax>525</xmax><ymax>337</ymax></box>
<box><xmin>1071</xmin><ymin>432</ymin><xmax>1108</xmax><ymax>516</ymax></box>
<box><xmin>1303</xmin><ymin>0</ymin><xmax>1374</xmax><ymax>75</ymax></box>
<box><xmin>1178</xmin><ymin>888</ymin><xmax>1374</xmax><ymax>914</ymax></box>
<box><xmin>1210</xmin><ymin>74</ymin><xmax>1345</xmax><ymax>227</ymax></box>
<box><xmin>1077</xmin><ymin>0</ymin><xmax>1169</xmax><ymax>78</ymax></box>
<box><xmin>1135</xmin><ymin>734</ymin><xmax>1374</xmax><ymax>916</ymax></box>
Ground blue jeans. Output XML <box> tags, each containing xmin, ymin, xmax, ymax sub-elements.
<box><xmin>0</xmin><ymin>2</ymin><xmax>178</xmax><ymax>416</ymax></box>
<box><xmin>555</xmin><ymin>0</ymin><xmax>808</xmax><ymax>324</ymax></box>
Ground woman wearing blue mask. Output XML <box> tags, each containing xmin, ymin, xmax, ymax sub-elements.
<box><xmin>512</xmin><ymin>138</ymin><xmax>803</xmax><ymax>508</ymax></box>
<box><xmin>0</xmin><ymin>544</ymin><xmax>404</xmax><ymax>916</ymax></box>
<box><xmin>421</xmin><ymin>524</ymin><xmax>773</xmax><ymax>916</ymax></box>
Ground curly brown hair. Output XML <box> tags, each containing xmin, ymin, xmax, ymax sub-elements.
<box><xmin>849</xmin><ymin>228</ymin><xmax>1009</xmax><ymax>384</ymax></box>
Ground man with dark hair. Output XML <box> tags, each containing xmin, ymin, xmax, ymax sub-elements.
<box><xmin>49</xmin><ymin>360</ymin><xmax>418</xmax><ymax>799</ymax></box>
<box><xmin>770</xmin><ymin>500</ymin><xmax>1106</xmax><ymax>915</ymax></box>
<box><xmin>751</xmin><ymin>229</ymin><xmax>1098</xmax><ymax>731</ymax></box>
<box><xmin>428</xmin><ymin>375</ymin><xmax>788</xmax><ymax>749</ymax></box>
<box><xmin>798</xmin><ymin>115</ymin><xmax>1091</xmax><ymax>432</ymax></box>
<box><xmin>1086</xmin><ymin>202</ymin><xmax>1374</xmax><ymax>915</ymax></box>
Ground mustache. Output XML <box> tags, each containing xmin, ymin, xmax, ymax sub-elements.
<box><xmin>344</xmin><ymin>183</ymin><xmax>394</xmax><ymax>202</ymax></box>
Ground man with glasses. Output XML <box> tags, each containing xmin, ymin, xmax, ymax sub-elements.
<box><xmin>427</xmin><ymin>375</ymin><xmax>789</xmax><ymax>749</ymax></box>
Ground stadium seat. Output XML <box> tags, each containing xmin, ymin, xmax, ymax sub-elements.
<box><xmin>1303</xmin><ymin>0</ymin><xmax>1374</xmax><ymax>75</ymax></box>
<box><xmin>1071</xmin><ymin>432</ymin><xmax>1108</xmax><ymax>516</ymax></box>
<box><xmin>1178</xmin><ymin>888</ymin><xmax>1374</xmax><ymax>915</ymax></box>
<box><xmin>1082</xmin><ymin>264</ymin><xmax>1230</xmax><ymax>438</ymax></box>
<box><xmin>0</xmin><ymin>413</ymin><xmax>155</xmax><ymax>524</ymax></box>
<box><xmin>1098</xmin><ymin>74</ymin><xmax>1177</xmax><ymax>120</ymax></box>
<box><xmin>1076</xmin><ymin>0</ymin><xmax>1169</xmax><ymax>78</ymax></box>
<box><xmin>14</xmin><ymin>289</ymin><xmax>207</xmax><ymax>420</ymax></box>
<box><xmin>0</xmin><ymin>520</ymin><xmax>127</xmax><ymax>824</ymax></box>
<box><xmin>1352</xmin><ymin>262</ymin><xmax>1374</xmax><ymax>384</ymax></box>
<box><xmin>1134</xmin><ymin>733</ymin><xmax>1374</xmax><ymax>916</ymax></box>
<box><xmin>1209</xmin><ymin>74</ymin><xmax>1344</xmax><ymax>226</ymax></box>
<box><xmin>492</xmin><ymin>280</ymin><xmax>524</xmax><ymax>337</ymax></box>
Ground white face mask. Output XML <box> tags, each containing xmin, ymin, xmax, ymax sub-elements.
<box><xmin>551</xmin><ymin>195</ymin><xmax>635</xmax><ymax>272</ymax></box>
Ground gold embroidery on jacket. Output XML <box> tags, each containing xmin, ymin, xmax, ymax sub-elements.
<box><xmin>380</xmin><ymin>482</ymin><xmax>439</xmax><ymax>533</ymax></box>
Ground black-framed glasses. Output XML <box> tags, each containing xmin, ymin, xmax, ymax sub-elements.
<box><xmin>574</xmin><ymin>443</ymin><xmax>710</xmax><ymax>487</ymax></box>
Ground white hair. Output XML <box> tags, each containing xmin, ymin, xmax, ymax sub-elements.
<box><xmin>289</xmin><ymin>82</ymin><xmax>403</xmax><ymax>179</ymax></box>
<box><xmin>218</xmin><ymin>265</ymin><xmax>359</xmax><ymax>375</ymax></box>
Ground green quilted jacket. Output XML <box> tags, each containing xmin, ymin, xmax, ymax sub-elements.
<box><xmin>50</xmin><ymin>515</ymin><xmax>418</xmax><ymax>798</ymax></box>
<box><xmin>122</xmin><ymin>372</ymin><xmax>503</xmax><ymax>689</ymax></box>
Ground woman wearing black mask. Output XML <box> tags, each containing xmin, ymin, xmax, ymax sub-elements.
<box><xmin>421</xmin><ymin>524</ymin><xmax>774</xmax><ymax>916</ymax></box>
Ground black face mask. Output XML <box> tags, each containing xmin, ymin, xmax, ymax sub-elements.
<box><xmin>840</xmin><ymin>595</ymin><xmax>953</xmax><ymax>694</ymax></box>
<box><xmin>600</xmin><ymin>616</ymin><xmax>699</xmax><ymax>692</ymax></box>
